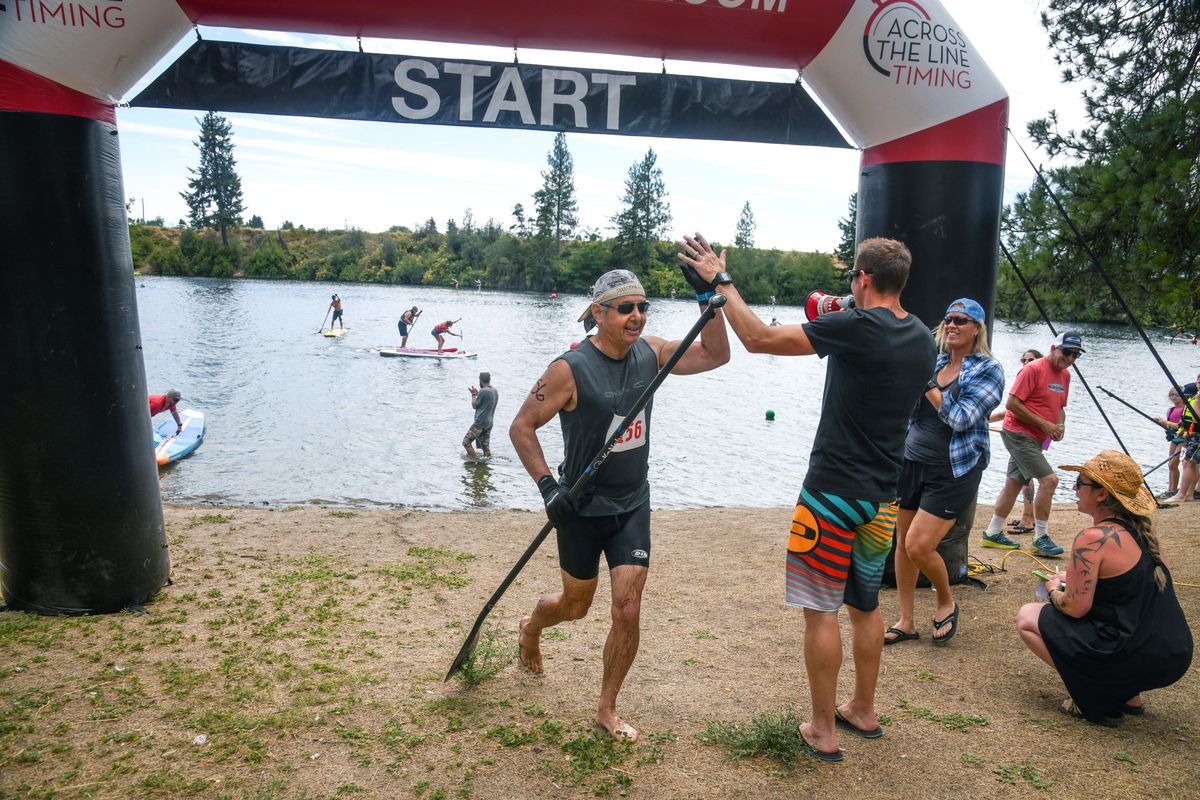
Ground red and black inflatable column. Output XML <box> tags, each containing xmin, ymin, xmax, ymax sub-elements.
<box><xmin>856</xmin><ymin>100</ymin><xmax>1008</xmax><ymax>329</ymax></box>
<box><xmin>0</xmin><ymin>64</ymin><xmax>169</xmax><ymax>613</ymax></box>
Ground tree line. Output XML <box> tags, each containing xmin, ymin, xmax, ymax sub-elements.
<box><xmin>131</xmin><ymin>120</ymin><xmax>843</xmax><ymax>303</ymax></box>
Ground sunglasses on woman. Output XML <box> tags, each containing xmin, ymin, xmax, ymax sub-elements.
<box><xmin>601</xmin><ymin>300</ymin><xmax>650</xmax><ymax>315</ymax></box>
<box><xmin>942</xmin><ymin>315</ymin><xmax>974</xmax><ymax>326</ymax></box>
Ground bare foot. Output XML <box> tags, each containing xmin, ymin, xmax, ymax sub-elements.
<box><xmin>596</xmin><ymin>712</ymin><xmax>638</xmax><ymax>742</ymax></box>
<box><xmin>517</xmin><ymin>617</ymin><xmax>543</xmax><ymax>674</ymax></box>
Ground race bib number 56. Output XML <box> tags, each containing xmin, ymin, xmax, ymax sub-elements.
<box><xmin>605</xmin><ymin>410</ymin><xmax>647</xmax><ymax>453</ymax></box>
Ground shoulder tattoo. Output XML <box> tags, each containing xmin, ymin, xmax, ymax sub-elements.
<box><xmin>530</xmin><ymin>378</ymin><xmax>547</xmax><ymax>402</ymax></box>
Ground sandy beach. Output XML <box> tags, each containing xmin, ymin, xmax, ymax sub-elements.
<box><xmin>2</xmin><ymin>500</ymin><xmax>1197</xmax><ymax>799</ymax></box>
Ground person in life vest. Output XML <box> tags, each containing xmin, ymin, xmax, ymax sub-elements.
<box><xmin>1163</xmin><ymin>381</ymin><xmax>1200</xmax><ymax>503</ymax></box>
<box><xmin>149</xmin><ymin>389</ymin><xmax>183</xmax><ymax>435</ymax></box>
<box><xmin>509</xmin><ymin>265</ymin><xmax>729</xmax><ymax>742</ymax></box>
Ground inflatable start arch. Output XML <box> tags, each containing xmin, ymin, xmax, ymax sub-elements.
<box><xmin>0</xmin><ymin>0</ymin><xmax>1006</xmax><ymax>612</ymax></box>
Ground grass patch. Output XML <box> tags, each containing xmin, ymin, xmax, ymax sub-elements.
<box><xmin>698</xmin><ymin>707</ymin><xmax>816</xmax><ymax>771</ymax></box>
<box><xmin>453</xmin><ymin>624</ymin><xmax>512</xmax><ymax>687</ymax></box>
<box><xmin>328</xmin><ymin>510</ymin><xmax>358</xmax><ymax>518</ymax></box>
<box><xmin>185</xmin><ymin>513</ymin><xmax>234</xmax><ymax>528</ymax></box>
<box><xmin>896</xmin><ymin>698</ymin><xmax>988</xmax><ymax>732</ymax></box>
<box><xmin>546</xmin><ymin>728</ymin><xmax>636</xmax><ymax>789</ymax></box>
<box><xmin>376</xmin><ymin>547</ymin><xmax>476</xmax><ymax>591</ymax></box>
<box><xmin>994</xmin><ymin>762</ymin><xmax>1052</xmax><ymax>791</ymax></box>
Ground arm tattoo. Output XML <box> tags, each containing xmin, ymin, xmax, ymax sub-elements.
<box><xmin>1066</xmin><ymin>524</ymin><xmax>1122</xmax><ymax>599</ymax></box>
<box><xmin>530</xmin><ymin>378</ymin><xmax>546</xmax><ymax>402</ymax></box>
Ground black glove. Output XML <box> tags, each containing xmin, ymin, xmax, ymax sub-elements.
<box><xmin>538</xmin><ymin>475</ymin><xmax>575</xmax><ymax>526</ymax></box>
<box><xmin>679</xmin><ymin>262</ymin><xmax>714</xmax><ymax>295</ymax></box>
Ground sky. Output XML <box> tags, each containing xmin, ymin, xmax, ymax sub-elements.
<box><xmin>115</xmin><ymin>0</ymin><xmax>1089</xmax><ymax>252</ymax></box>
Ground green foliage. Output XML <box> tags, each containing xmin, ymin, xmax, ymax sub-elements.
<box><xmin>734</xmin><ymin>201</ymin><xmax>756</xmax><ymax>249</ymax></box>
<box><xmin>128</xmin><ymin>217</ymin><xmax>836</xmax><ymax>304</ymax></box>
<box><xmin>835</xmin><ymin>192</ymin><xmax>857</xmax><ymax>266</ymax></box>
<box><xmin>895</xmin><ymin>697</ymin><xmax>988</xmax><ymax>731</ymax></box>
<box><xmin>1004</xmin><ymin>1</ymin><xmax>1200</xmax><ymax>328</ymax></box>
<box><xmin>697</xmin><ymin>707</ymin><xmax>817</xmax><ymax>771</ymax></box>
<box><xmin>532</xmin><ymin>132</ymin><xmax>579</xmax><ymax>286</ymax></box>
<box><xmin>180</xmin><ymin>112</ymin><xmax>245</xmax><ymax>246</ymax></box>
<box><xmin>454</xmin><ymin>624</ymin><xmax>512</xmax><ymax>687</ymax></box>
<box><xmin>612</xmin><ymin>148</ymin><xmax>672</xmax><ymax>272</ymax></box>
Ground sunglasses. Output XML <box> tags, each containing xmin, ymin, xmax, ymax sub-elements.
<box><xmin>850</xmin><ymin>268</ymin><xmax>873</xmax><ymax>280</ymax></box>
<box><xmin>1060</xmin><ymin>349</ymin><xmax>1081</xmax><ymax>359</ymax></box>
<box><xmin>943</xmin><ymin>315</ymin><xmax>975</xmax><ymax>326</ymax></box>
<box><xmin>1020</xmin><ymin>356</ymin><xmax>1035</xmax><ymax>364</ymax></box>
<box><xmin>1074</xmin><ymin>477</ymin><xmax>1100</xmax><ymax>490</ymax></box>
<box><xmin>601</xmin><ymin>300</ymin><xmax>650</xmax><ymax>315</ymax></box>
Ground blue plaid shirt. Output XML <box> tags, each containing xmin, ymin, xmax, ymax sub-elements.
<box><xmin>911</xmin><ymin>352</ymin><xmax>1006</xmax><ymax>478</ymax></box>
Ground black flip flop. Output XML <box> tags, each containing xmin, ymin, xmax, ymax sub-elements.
<box><xmin>884</xmin><ymin>626</ymin><xmax>919</xmax><ymax>645</ymax></box>
<box><xmin>834</xmin><ymin>708</ymin><xmax>883</xmax><ymax>739</ymax></box>
<box><xmin>797</xmin><ymin>730</ymin><xmax>844</xmax><ymax>763</ymax></box>
<box><xmin>931</xmin><ymin>603</ymin><xmax>959</xmax><ymax>646</ymax></box>
<box><xmin>1123</xmin><ymin>702</ymin><xmax>1146</xmax><ymax>716</ymax></box>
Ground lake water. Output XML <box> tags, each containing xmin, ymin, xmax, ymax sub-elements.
<box><xmin>138</xmin><ymin>276</ymin><xmax>1198</xmax><ymax>511</ymax></box>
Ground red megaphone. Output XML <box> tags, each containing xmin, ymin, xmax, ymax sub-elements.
<box><xmin>805</xmin><ymin>291</ymin><xmax>855</xmax><ymax>321</ymax></box>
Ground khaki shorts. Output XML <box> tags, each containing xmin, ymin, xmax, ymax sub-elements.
<box><xmin>1002</xmin><ymin>428</ymin><xmax>1053</xmax><ymax>482</ymax></box>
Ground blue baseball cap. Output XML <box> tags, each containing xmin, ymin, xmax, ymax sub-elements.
<box><xmin>945</xmin><ymin>298</ymin><xmax>985</xmax><ymax>323</ymax></box>
<box><xmin>1053</xmin><ymin>331</ymin><xmax>1086</xmax><ymax>353</ymax></box>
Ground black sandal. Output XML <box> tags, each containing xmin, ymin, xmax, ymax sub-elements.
<box><xmin>883</xmin><ymin>626</ymin><xmax>919</xmax><ymax>645</ymax></box>
<box><xmin>931</xmin><ymin>604</ymin><xmax>959</xmax><ymax>646</ymax></box>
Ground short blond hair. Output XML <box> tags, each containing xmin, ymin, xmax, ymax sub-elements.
<box><xmin>934</xmin><ymin>320</ymin><xmax>992</xmax><ymax>357</ymax></box>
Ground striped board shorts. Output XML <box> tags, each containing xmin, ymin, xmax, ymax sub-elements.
<box><xmin>785</xmin><ymin>487</ymin><xmax>898</xmax><ymax>613</ymax></box>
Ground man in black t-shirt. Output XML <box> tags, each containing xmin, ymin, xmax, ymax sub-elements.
<box><xmin>509</xmin><ymin>266</ymin><xmax>730</xmax><ymax>742</ymax></box>
<box><xmin>681</xmin><ymin>233</ymin><xmax>935</xmax><ymax>762</ymax></box>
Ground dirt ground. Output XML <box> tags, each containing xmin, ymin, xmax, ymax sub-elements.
<box><xmin>2</xmin><ymin>500</ymin><xmax>1198</xmax><ymax>799</ymax></box>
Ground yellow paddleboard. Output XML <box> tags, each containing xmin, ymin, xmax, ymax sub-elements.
<box><xmin>323</xmin><ymin>328</ymin><xmax>348</xmax><ymax>337</ymax></box>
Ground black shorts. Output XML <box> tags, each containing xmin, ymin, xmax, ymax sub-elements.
<box><xmin>332</xmin><ymin>309</ymin><xmax>343</xmax><ymax>321</ymax></box>
<box><xmin>555</xmin><ymin>501</ymin><xmax>651</xmax><ymax>581</ymax></box>
<box><xmin>398</xmin><ymin>321</ymin><xmax>409</xmax><ymax>335</ymax></box>
<box><xmin>897</xmin><ymin>458</ymin><xmax>985</xmax><ymax>520</ymax></box>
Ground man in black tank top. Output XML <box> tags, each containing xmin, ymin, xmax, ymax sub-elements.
<box><xmin>509</xmin><ymin>266</ymin><xmax>730</xmax><ymax>742</ymax></box>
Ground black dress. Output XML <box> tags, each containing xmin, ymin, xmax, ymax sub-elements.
<box><xmin>1038</xmin><ymin>517</ymin><xmax>1193</xmax><ymax>723</ymax></box>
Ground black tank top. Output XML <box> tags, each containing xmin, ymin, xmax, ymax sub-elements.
<box><xmin>556</xmin><ymin>337</ymin><xmax>657</xmax><ymax>515</ymax></box>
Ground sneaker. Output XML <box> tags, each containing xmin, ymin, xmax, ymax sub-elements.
<box><xmin>982</xmin><ymin>531</ymin><xmax>1020</xmax><ymax>550</ymax></box>
<box><xmin>1033</xmin><ymin>534</ymin><xmax>1064</xmax><ymax>557</ymax></box>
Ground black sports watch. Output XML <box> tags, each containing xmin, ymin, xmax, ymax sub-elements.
<box><xmin>712</xmin><ymin>271</ymin><xmax>733</xmax><ymax>287</ymax></box>
<box><xmin>926</xmin><ymin>379</ymin><xmax>940</xmax><ymax>392</ymax></box>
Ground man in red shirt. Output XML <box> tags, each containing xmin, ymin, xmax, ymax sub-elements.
<box><xmin>149</xmin><ymin>389</ymin><xmax>183</xmax><ymax>435</ymax></box>
<box><xmin>980</xmin><ymin>332</ymin><xmax>1083</xmax><ymax>557</ymax></box>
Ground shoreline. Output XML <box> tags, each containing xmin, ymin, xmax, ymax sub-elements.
<box><xmin>2</xmin><ymin>501</ymin><xmax>1196</xmax><ymax>799</ymax></box>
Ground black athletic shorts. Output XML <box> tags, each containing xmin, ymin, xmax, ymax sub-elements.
<box><xmin>555</xmin><ymin>501</ymin><xmax>651</xmax><ymax>581</ymax></box>
<box><xmin>897</xmin><ymin>458</ymin><xmax>985</xmax><ymax>520</ymax></box>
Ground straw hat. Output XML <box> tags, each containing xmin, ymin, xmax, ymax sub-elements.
<box><xmin>1059</xmin><ymin>450</ymin><xmax>1155</xmax><ymax>517</ymax></box>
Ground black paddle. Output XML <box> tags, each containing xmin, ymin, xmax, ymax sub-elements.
<box><xmin>445</xmin><ymin>294</ymin><xmax>727</xmax><ymax>681</ymax></box>
<box><xmin>316</xmin><ymin>307</ymin><xmax>331</xmax><ymax>333</ymax></box>
<box><xmin>1096</xmin><ymin>386</ymin><xmax>1175</xmax><ymax>432</ymax></box>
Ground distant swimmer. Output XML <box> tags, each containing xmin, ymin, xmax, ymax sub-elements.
<box><xmin>475</xmin><ymin>278</ymin><xmax>482</xmax><ymax>292</ymax></box>
<box><xmin>432</xmin><ymin>319</ymin><xmax>462</xmax><ymax>352</ymax></box>
<box><xmin>149</xmin><ymin>389</ymin><xmax>183</xmax><ymax>435</ymax></box>
<box><xmin>328</xmin><ymin>294</ymin><xmax>344</xmax><ymax>330</ymax></box>
<box><xmin>398</xmin><ymin>305</ymin><xmax>421</xmax><ymax>348</ymax></box>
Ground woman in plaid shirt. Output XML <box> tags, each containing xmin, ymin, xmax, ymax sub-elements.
<box><xmin>884</xmin><ymin>298</ymin><xmax>1005</xmax><ymax>647</ymax></box>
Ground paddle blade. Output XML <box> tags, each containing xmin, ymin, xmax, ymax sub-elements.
<box><xmin>445</xmin><ymin>630</ymin><xmax>480</xmax><ymax>681</ymax></box>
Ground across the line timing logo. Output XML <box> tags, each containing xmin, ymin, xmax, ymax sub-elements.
<box><xmin>861</xmin><ymin>0</ymin><xmax>973</xmax><ymax>90</ymax></box>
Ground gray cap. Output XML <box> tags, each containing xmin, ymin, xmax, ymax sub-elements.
<box><xmin>577</xmin><ymin>269</ymin><xmax>645</xmax><ymax>330</ymax></box>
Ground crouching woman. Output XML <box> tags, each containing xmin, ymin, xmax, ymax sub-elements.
<box><xmin>1016</xmin><ymin>450</ymin><xmax>1193</xmax><ymax>725</ymax></box>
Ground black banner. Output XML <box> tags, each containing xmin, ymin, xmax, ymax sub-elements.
<box><xmin>131</xmin><ymin>41</ymin><xmax>850</xmax><ymax>149</ymax></box>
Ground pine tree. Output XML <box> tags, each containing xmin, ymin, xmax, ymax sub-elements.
<box><xmin>532</xmin><ymin>132</ymin><xmax>579</xmax><ymax>253</ymax></box>
<box><xmin>734</xmin><ymin>201</ymin><xmax>756</xmax><ymax>249</ymax></box>
<box><xmin>835</xmin><ymin>192</ymin><xmax>857</xmax><ymax>267</ymax></box>
<box><xmin>612</xmin><ymin>148</ymin><xmax>672</xmax><ymax>270</ymax></box>
<box><xmin>180</xmin><ymin>112</ymin><xmax>245</xmax><ymax>246</ymax></box>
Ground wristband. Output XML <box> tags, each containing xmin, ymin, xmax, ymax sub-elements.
<box><xmin>926</xmin><ymin>379</ymin><xmax>940</xmax><ymax>392</ymax></box>
<box><xmin>696</xmin><ymin>290</ymin><xmax>715</xmax><ymax>305</ymax></box>
<box><xmin>712</xmin><ymin>271</ymin><xmax>733</xmax><ymax>286</ymax></box>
